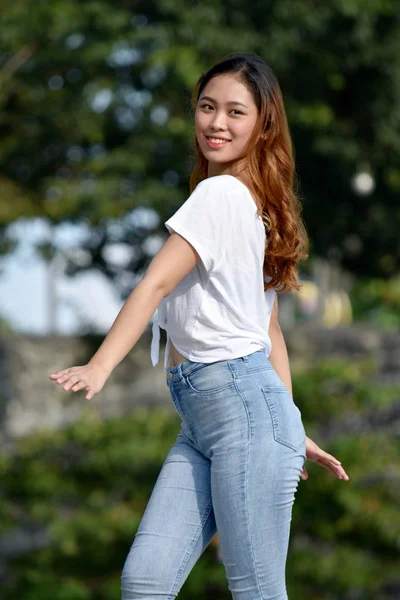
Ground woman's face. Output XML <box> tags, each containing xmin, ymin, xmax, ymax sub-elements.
<box><xmin>195</xmin><ymin>74</ymin><xmax>259</xmax><ymax>176</ymax></box>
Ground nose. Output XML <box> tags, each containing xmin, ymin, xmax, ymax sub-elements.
<box><xmin>209</xmin><ymin>110</ymin><xmax>228</xmax><ymax>131</ymax></box>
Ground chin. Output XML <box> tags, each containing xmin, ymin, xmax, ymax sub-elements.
<box><xmin>200</xmin><ymin>148</ymin><xmax>234</xmax><ymax>162</ymax></box>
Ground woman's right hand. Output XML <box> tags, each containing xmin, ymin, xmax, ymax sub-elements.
<box><xmin>48</xmin><ymin>361</ymin><xmax>111</xmax><ymax>400</ymax></box>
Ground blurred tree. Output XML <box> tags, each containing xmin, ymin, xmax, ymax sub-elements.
<box><xmin>350</xmin><ymin>274</ymin><xmax>400</xmax><ymax>328</ymax></box>
<box><xmin>0</xmin><ymin>313</ymin><xmax>12</xmax><ymax>333</ymax></box>
<box><xmin>0</xmin><ymin>0</ymin><xmax>400</xmax><ymax>294</ymax></box>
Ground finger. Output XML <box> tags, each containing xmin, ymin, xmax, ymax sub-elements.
<box><xmin>71</xmin><ymin>381</ymin><xmax>88</xmax><ymax>392</ymax></box>
<box><xmin>318</xmin><ymin>458</ymin><xmax>349</xmax><ymax>480</ymax></box>
<box><xmin>325</xmin><ymin>454</ymin><xmax>342</xmax><ymax>465</ymax></box>
<box><xmin>316</xmin><ymin>450</ymin><xmax>341</xmax><ymax>465</ymax></box>
<box><xmin>63</xmin><ymin>376</ymin><xmax>81</xmax><ymax>391</ymax></box>
<box><xmin>49</xmin><ymin>369</ymin><xmax>71</xmax><ymax>379</ymax></box>
<box><xmin>331</xmin><ymin>466</ymin><xmax>349</xmax><ymax>480</ymax></box>
<box><xmin>336</xmin><ymin>466</ymin><xmax>349</xmax><ymax>480</ymax></box>
<box><xmin>323</xmin><ymin>457</ymin><xmax>345</xmax><ymax>473</ymax></box>
<box><xmin>317</xmin><ymin>457</ymin><xmax>339</xmax><ymax>471</ymax></box>
<box><xmin>85</xmin><ymin>388</ymin><xmax>95</xmax><ymax>401</ymax></box>
<box><xmin>54</xmin><ymin>371</ymin><xmax>76</xmax><ymax>384</ymax></box>
<box><xmin>300</xmin><ymin>466</ymin><xmax>308</xmax><ymax>480</ymax></box>
<box><xmin>55</xmin><ymin>374</ymin><xmax>72</xmax><ymax>385</ymax></box>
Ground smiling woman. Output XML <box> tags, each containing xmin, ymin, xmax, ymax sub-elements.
<box><xmin>49</xmin><ymin>53</ymin><xmax>348</xmax><ymax>600</ymax></box>
<box><xmin>195</xmin><ymin>77</ymin><xmax>258</xmax><ymax>166</ymax></box>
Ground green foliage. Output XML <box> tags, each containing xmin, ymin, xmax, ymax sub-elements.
<box><xmin>350</xmin><ymin>275</ymin><xmax>400</xmax><ymax>328</ymax></box>
<box><xmin>1</xmin><ymin>0</ymin><xmax>400</xmax><ymax>278</ymax></box>
<box><xmin>0</xmin><ymin>313</ymin><xmax>12</xmax><ymax>333</ymax></box>
<box><xmin>1</xmin><ymin>359</ymin><xmax>399</xmax><ymax>599</ymax></box>
<box><xmin>290</xmin><ymin>358</ymin><xmax>400</xmax><ymax>599</ymax></box>
<box><xmin>293</xmin><ymin>357</ymin><xmax>398</xmax><ymax>422</ymax></box>
<box><xmin>0</xmin><ymin>408</ymin><xmax>227</xmax><ymax>599</ymax></box>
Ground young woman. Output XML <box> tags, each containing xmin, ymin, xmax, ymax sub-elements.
<box><xmin>49</xmin><ymin>54</ymin><xmax>349</xmax><ymax>600</ymax></box>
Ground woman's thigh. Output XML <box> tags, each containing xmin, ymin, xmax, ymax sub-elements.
<box><xmin>121</xmin><ymin>429</ymin><xmax>217</xmax><ymax>600</ymax></box>
<box><xmin>210</xmin><ymin>366</ymin><xmax>306</xmax><ymax>600</ymax></box>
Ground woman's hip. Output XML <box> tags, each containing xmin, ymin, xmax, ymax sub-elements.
<box><xmin>166</xmin><ymin>350</ymin><xmax>306</xmax><ymax>462</ymax></box>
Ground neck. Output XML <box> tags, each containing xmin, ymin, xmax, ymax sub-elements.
<box><xmin>207</xmin><ymin>159</ymin><xmax>249</xmax><ymax>183</ymax></box>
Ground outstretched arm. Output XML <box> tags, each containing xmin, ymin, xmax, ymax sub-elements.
<box><xmin>82</xmin><ymin>231</ymin><xmax>200</xmax><ymax>374</ymax></box>
<box><xmin>267</xmin><ymin>295</ymin><xmax>349</xmax><ymax>481</ymax></box>
<box><xmin>49</xmin><ymin>232</ymin><xmax>200</xmax><ymax>399</ymax></box>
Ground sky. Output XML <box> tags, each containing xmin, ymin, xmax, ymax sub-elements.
<box><xmin>0</xmin><ymin>218</ymin><xmax>123</xmax><ymax>335</ymax></box>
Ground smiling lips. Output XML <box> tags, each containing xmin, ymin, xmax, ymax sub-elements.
<box><xmin>205</xmin><ymin>135</ymin><xmax>231</xmax><ymax>147</ymax></box>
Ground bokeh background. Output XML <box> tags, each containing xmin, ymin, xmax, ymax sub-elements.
<box><xmin>0</xmin><ymin>1</ymin><xmax>399</xmax><ymax>598</ymax></box>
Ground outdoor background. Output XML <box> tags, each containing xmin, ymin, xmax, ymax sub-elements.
<box><xmin>0</xmin><ymin>1</ymin><xmax>399</xmax><ymax>598</ymax></box>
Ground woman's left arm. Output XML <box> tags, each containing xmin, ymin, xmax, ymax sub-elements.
<box><xmin>267</xmin><ymin>294</ymin><xmax>293</xmax><ymax>396</ymax></box>
<box><xmin>268</xmin><ymin>295</ymin><xmax>349</xmax><ymax>481</ymax></box>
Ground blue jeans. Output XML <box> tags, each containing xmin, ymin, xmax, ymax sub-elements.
<box><xmin>121</xmin><ymin>350</ymin><xmax>306</xmax><ymax>600</ymax></box>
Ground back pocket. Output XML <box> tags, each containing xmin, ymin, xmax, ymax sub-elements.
<box><xmin>262</xmin><ymin>387</ymin><xmax>305</xmax><ymax>451</ymax></box>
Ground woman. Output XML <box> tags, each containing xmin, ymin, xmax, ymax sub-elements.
<box><xmin>49</xmin><ymin>54</ymin><xmax>349</xmax><ymax>599</ymax></box>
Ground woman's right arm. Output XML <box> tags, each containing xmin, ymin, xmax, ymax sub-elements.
<box><xmin>268</xmin><ymin>295</ymin><xmax>349</xmax><ymax>481</ymax></box>
<box><xmin>49</xmin><ymin>232</ymin><xmax>200</xmax><ymax>399</ymax></box>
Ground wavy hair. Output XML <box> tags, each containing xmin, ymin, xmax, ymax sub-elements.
<box><xmin>189</xmin><ymin>53</ymin><xmax>308</xmax><ymax>292</ymax></box>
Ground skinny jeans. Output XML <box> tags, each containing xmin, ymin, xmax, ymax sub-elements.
<box><xmin>121</xmin><ymin>349</ymin><xmax>306</xmax><ymax>600</ymax></box>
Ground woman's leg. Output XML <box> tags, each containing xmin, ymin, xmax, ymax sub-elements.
<box><xmin>210</xmin><ymin>376</ymin><xmax>305</xmax><ymax>600</ymax></box>
<box><xmin>121</xmin><ymin>428</ymin><xmax>217</xmax><ymax>600</ymax></box>
<box><xmin>175</xmin><ymin>354</ymin><xmax>306</xmax><ymax>600</ymax></box>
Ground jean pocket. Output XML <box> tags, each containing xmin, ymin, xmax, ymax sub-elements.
<box><xmin>185</xmin><ymin>362</ymin><xmax>234</xmax><ymax>396</ymax></box>
<box><xmin>262</xmin><ymin>387</ymin><xmax>305</xmax><ymax>451</ymax></box>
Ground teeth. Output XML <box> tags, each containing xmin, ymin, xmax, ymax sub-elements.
<box><xmin>208</xmin><ymin>137</ymin><xmax>229</xmax><ymax>144</ymax></box>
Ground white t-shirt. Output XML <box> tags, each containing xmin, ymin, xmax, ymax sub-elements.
<box><xmin>150</xmin><ymin>174</ymin><xmax>276</xmax><ymax>371</ymax></box>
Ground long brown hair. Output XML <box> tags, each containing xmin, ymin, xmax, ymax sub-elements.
<box><xmin>189</xmin><ymin>53</ymin><xmax>308</xmax><ymax>292</ymax></box>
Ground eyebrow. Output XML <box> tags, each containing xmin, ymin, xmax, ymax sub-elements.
<box><xmin>198</xmin><ymin>95</ymin><xmax>248</xmax><ymax>109</ymax></box>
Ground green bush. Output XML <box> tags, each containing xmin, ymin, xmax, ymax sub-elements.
<box><xmin>1</xmin><ymin>360</ymin><xmax>399</xmax><ymax>599</ymax></box>
<box><xmin>289</xmin><ymin>358</ymin><xmax>400</xmax><ymax>599</ymax></box>
<box><xmin>350</xmin><ymin>276</ymin><xmax>400</xmax><ymax>328</ymax></box>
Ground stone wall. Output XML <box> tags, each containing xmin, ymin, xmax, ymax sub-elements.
<box><xmin>1</xmin><ymin>325</ymin><xmax>399</xmax><ymax>448</ymax></box>
<box><xmin>0</xmin><ymin>330</ymin><xmax>169</xmax><ymax>448</ymax></box>
<box><xmin>284</xmin><ymin>323</ymin><xmax>400</xmax><ymax>385</ymax></box>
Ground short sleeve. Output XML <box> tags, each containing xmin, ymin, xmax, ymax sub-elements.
<box><xmin>164</xmin><ymin>178</ymin><xmax>232</xmax><ymax>272</ymax></box>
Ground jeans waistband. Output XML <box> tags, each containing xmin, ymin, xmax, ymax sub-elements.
<box><xmin>165</xmin><ymin>349</ymin><xmax>270</xmax><ymax>383</ymax></box>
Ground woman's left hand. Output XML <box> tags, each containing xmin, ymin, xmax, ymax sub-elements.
<box><xmin>301</xmin><ymin>436</ymin><xmax>349</xmax><ymax>481</ymax></box>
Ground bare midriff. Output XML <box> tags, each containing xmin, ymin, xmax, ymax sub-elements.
<box><xmin>167</xmin><ymin>339</ymin><xmax>189</xmax><ymax>368</ymax></box>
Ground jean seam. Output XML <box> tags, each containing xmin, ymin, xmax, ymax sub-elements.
<box><xmin>164</xmin><ymin>459</ymin><xmax>207</xmax><ymax>467</ymax></box>
<box><xmin>169</xmin><ymin>385</ymin><xmax>199</xmax><ymax>445</ymax></box>
<box><xmin>184</xmin><ymin>374</ymin><xmax>235</xmax><ymax>397</ymax></box>
<box><xmin>262</xmin><ymin>388</ymin><xmax>305</xmax><ymax>452</ymax></box>
<box><xmin>184</xmin><ymin>362</ymin><xmax>208</xmax><ymax>377</ymax></box>
<box><xmin>229</xmin><ymin>367</ymin><xmax>265</xmax><ymax>600</ymax></box>
<box><xmin>170</xmin><ymin>500</ymin><xmax>213</xmax><ymax>597</ymax></box>
<box><xmin>244</xmin><ymin>366</ymin><xmax>274</xmax><ymax>375</ymax></box>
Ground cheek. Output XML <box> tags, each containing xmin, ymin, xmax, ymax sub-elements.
<box><xmin>234</xmin><ymin>121</ymin><xmax>256</xmax><ymax>141</ymax></box>
<box><xmin>195</xmin><ymin>112</ymin><xmax>208</xmax><ymax>133</ymax></box>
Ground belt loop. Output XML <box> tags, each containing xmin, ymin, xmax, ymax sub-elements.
<box><xmin>177</xmin><ymin>363</ymin><xmax>185</xmax><ymax>384</ymax></box>
<box><xmin>242</xmin><ymin>355</ymin><xmax>249</xmax><ymax>363</ymax></box>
